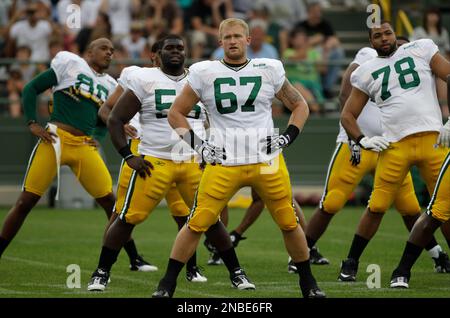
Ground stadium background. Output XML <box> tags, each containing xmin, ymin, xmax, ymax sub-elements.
<box><xmin>1</xmin><ymin>0</ymin><xmax>449</xmax><ymax>208</ymax></box>
<box><xmin>0</xmin><ymin>0</ymin><xmax>450</xmax><ymax>299</ymax></box>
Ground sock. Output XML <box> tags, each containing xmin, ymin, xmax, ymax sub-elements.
<box><xmin>219</xmin><ymin>247</ymin><xmax>240</xmax><ymax>274</ymax></box>
<box><xmin>347</xmin><ymin>234</ymin><xmax>370</xmax><ymax>261</ymax></box>
<box><xmin>0</xmin><ymin>237</ymin><xmax>11</xmax><ymax>258</ymax></box>
<box><xmin>306</xmin><ymin>236</ymin><xmax>317</xmax><ymax>249</ymax></box>
<box><xmin>395</xmin><ymin>241</ymin><xmax>424</xmax><ymax>275</ymax></box>
<box><xmin>424</xmin><ymin>237</ymin><xmax>439</xmax><ymax>251</ymax></box>
<box><xmin>427</xmin><ymin>244</ymin><xmax>442</xmax><ymax>259</ymax></box>
<box><xmin>160</xmin><ymin>258</ymin><xmax>185</xmax><ymax>288</ymax></box>
<box><xmin>123</xmin><ymin>239</ymin><xmax>138</xmax><ymax>261</ymax></box>
<box><xmin>186</xmin><ymin>251</ymin><xmax>197</xmax><ymax>272</ymax></box>
<box><xmin>97</xmin><ymin>246</ymin><xmax>120</xmax><ymax>272</ymax></box>
<box><xmin>295</xmin><ymin>260</ymin><xmax>316</xmax><ymax>290</ymax></box>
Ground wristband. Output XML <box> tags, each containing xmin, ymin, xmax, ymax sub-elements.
<box><xmin>356</xmin><ymin>135</ymin><xmax>365</xmax><ymax>145</ymax></box>
<box><xmin>118</xmin><ymin>145</ymin><xmax>133</xmax><ymax>160</ymax></box>
<box><xmin>181</xmin><ymin>129</ymin><xmax>204</xmax><ymax>150</ymax></box>
<box><xmin>283</xmin><ymin>124</ymin><xmax>300</xmax><ymax>145</ymax></box>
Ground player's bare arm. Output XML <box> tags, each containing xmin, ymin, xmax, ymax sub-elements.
<box><xmin>431</xmin><ymin>52</ymin><xmax>450</xmax><ymax>147</ymax></box>
<box><xmin>275</xmin><ymin>78</ymin><xmax>309</xmax><ymax>130</ymax></box>
<box><xmin>108</xmin><ymin>89</ymin><xmax>153</xmax><ymax>178</ymax></box>
<box><xmin>341</xmin><ymin>87</ymin><xmax>369</xmax><ymax>140</ymax></box>
<box><xmin>167</xmin><ymin>83</ymin><xmax>200</xmax><ymax>133</ymax></box>
<box><xmin>338</xmin><ymin>63</ymin><xmax>359</xmax><ymax>111</ymax></box>
<box><xmin>98</xmin><ymin>85</ymin><xmax>124</xmax><ymax>124</ymax></box>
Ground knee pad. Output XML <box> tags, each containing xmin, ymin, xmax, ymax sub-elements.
<box><xmin>320</xmin><ymin>189</ymin><xmax>347</xmax><ymax>214</ymax></box>
<box><xmin>188</xmin><ymin>208</ymin><xmax>220</xmax><ymax>233</ymax></box>
<box><xmin>368</xmin><ymin>190</ymin><xmax>393</xmax><ymax>213</ymax></box>
<box><xmin>394</xmin><ymin>194</ymin><xmax>421</xmax><ymax>216</ymax></box>
<box><xmin>271</xmin><ymin>203</ymin><xmax>298</xmax><ymax>231</ymax></box>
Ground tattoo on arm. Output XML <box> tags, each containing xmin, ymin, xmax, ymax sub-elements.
<box><xmin>276</xmin><ymin>79</ymin><xmax>306</xmax><ymax>107</ymax></box>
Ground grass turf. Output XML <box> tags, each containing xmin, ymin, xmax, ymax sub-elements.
<box><xmin>0</xmin><ymin>206</ymin><xmax>449</xmax><ymax>298</ymax></box>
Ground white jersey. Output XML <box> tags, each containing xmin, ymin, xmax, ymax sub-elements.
<box><xmin>127</xmin><ymin>67</ymin><xmax>207</xmax><ymax>160</ymax></box>
<box><xmin>188</xmin><ymin>58</ymin><xmax>285</xmax><ymax>166</ymax></box>
<box><xmin>117</xmin><ymin>66</ymin><xmax>142</xmax><ymax>139</ymax></box>
<box><xmin>51</xmin><ymin>51</ymin><xmax>117</xmax><ymax>104</ymax></box>
<box><xmin>337</xmin><ymin>47</ymin><xmax>381</xmax><ymax>143</ymax></box>
<box><xmin>351</xmin><ymin>39</ymin><xmax>442</xmax><ymax>142</ymax></box>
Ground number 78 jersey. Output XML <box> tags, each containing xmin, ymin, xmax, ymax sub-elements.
<box><xmin>188</xmin><ymin>58</ymin><xmax>286</xmax><ymax>165</ymax></box>
<box><xmin>351</xmin><ymin>39</ymin><xmax>443</xmax><ymax>142</ymax></box>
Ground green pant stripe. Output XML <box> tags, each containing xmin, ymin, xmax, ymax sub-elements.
<box><xmin>119</xmin><ymin>169</ymin><xmax>137</xmax><ymax>220</ymax></box>
<box><xmin>22</xmin><ymin>140</ymin><xmax>41</xmax><ymax>192</ymax></box>
<box><xmin>187</xmin><ymin>189</ymin><xmax>199</xmax><ymax>222</ymax></box>
<box><xmin>319</xmin><ymin>142</ymin><xmax>343</xmax><ymax>210</ymax></box>
<box><xmin>113</xmin><ymin>140</ymin><xmax>133</xmax><ymax>211</ymax></box>
<box><xmin>427</xmin><ymin>151</ymin><xmax>450</xmax><ymax>214</ymax></box>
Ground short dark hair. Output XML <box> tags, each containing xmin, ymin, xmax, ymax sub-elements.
<box><xmin>368</xmin><ymin>20</ymin><xmax>393</xmax><ymax>38</ymax></box>
<box><xmin>160</xmin><ymin>34</ymin><xmax>184</xmax><ymax>48</ymax></box>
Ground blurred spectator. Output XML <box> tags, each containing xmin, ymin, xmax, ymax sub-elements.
<box><xmin>253</xmin><ymin>0</ymin><xmax>307</xmax><ymax>31</ymax></box>
<box><xmin>248</xmin><ymin>2</ymin><xmax>284</xmax><ymax>54</ymax></box>
<box><xmin>188</xmin><ymin>0</ymin><xmax>234</xmax><ymax>59</ymax></box>
<box><xmin>283</xmin><ymin>27</ymin><xmax>324</xmax><ymax>114</ymax></box>
<box><xmin>12</xmin><ymin>46</ymin><xmax>36</xmax><ymax>83</ymax></box>
<box><xmin>57</xmin><ymin>0</ymin><xmax>101</xmax><ymax>35</ymax></box>
<box><xmin>121</xmin><ymin>21</ymin><xmax>146</xmax><ymax>59</ymax></box>
<box><xmin>211</xmin><ymin>18</ymin><xmax>278</xmax><ymax>60</ymax></box>
<box><xmin>143</xmin><ymin>0</ymin><xmax>184</xmax><ymax>36</ymax></box>
<box><xmin>49</xmin><ymin>38</ymin><xmax>64</xmax><ymax>58</ymax></box>
<box><xmin>412</xmin><ymin>7</ymin><xmax>450</xmax><ymax>117</ymax></box>
<box><xmin>99</xmin><ymin>0</ymin><xmax>140</xmax><ymax>41</ymax></box>
<box><xmin>0</xmin><ymin>0</ymin><xmax>13</xmax><ymax>57</ymax></box>
<box><xmin>7</xmin><ymin>3</ymin><xmax>53</xmax><ymax>61</ymax></box>
<box><xmin>7</xmin><ymin>64</ymin><xmax>24</xmax><ymax>118</ymax></box>
<box><xmin>75</xmin><ymin>11</ymin><xmax>111</xmax><ymax>54</ymax></box>
<box><xmin>295</xmin><ymin>1</ymin><xmax>344</xmax><ymax>98</ymax></box>
<box><xmin>107</xmin><ymin>43</ymin><xmax>129</xmax><ymax>79</ymax></box>
<box><xmin>232</xmin><ymin>0</ymin><xmax>253</xmax><ymax>20</ymax></box>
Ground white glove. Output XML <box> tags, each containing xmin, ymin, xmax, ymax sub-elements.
<box><xmin>359</xmin><ymin>136</ymin><xmax>390</xmax><ymax>152</ymax></box>
<box><xmin>195</xmin><ymin>140</ymin><xmax>226</xmax><ymax>165</ymax></box>
<box><xmin>437</xmin><ymin>117</ymin><xmax>450</xmax><ymax>148</ymax></box>
<box><xmin>348</xmin><ymin>139</ymin><xmax>361</xmax><ymax>166</ymax></box>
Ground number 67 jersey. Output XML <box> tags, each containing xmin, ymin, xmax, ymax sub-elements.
<box><xmin>126</xmin><ymin>67</ymin><xmax>207</xmax><ymax>161</ymax></box>
<box><xmin>188</xmin><ymin>58</ymin><xmax>286</xmax><ymax>166</ymax></box>
<box><xmin>351</xmin><ymin>39</ymin><xmax>443</xmax><ymax>143</ymax></box>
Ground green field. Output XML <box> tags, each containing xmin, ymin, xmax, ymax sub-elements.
<box><xmin>0</xmin><ymin>206</ymin><xmax>449</xmax><ymax>298</ymax></box>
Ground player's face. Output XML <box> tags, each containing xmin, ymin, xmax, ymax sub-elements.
<box><xmin>370</xmin><ymin>23</ymin><xmax>397</xmax><ymax>57</ymax></box>
<box><xmin>90</xmin><ymin>40</ymin><xmax>114</xmax><ymax>70</ymax></box>
<box><xmin>160</xmin><ymin>39</ymin><xmax>185</xmax><ymax>68</ymax></box>
<box><xmin>219</xmin><ymin>24</ymin><xmax>250</xmax><ymax>61</ymax></box>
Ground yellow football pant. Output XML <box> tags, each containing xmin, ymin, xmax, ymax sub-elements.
<box><xmin>23</xmin><ymin>127</ymin><xmax>112</xmax><ymax>198</ymax></box>
<box><xmin>320</xmin><ymin>142</ymin><xmax>420</xmax><ymax>216</ymax></box>
<box><xmin>188</xmin><ymin>154</ymin><xmax>297</xmax><ymax>232</ymax></box>
<box><xmin>370</xmin><ymin>132</ymin><xmax>448</xmax><ymax>214</ymax></box>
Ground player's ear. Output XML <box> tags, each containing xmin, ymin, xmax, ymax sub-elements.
<box><xmin>246</xmin><ymin>36</ymin><xmax>251</xmax><ymax>46</ymax></box>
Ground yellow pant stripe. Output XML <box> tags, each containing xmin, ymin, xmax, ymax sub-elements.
<box><xmin>22</xmin><ymin>140</ymin><xmax>41</xmax><ymax>193</ymax></box>
<box><xmin>427</xmin><ymin>151</ymin><xmax>450</xmax><ymax>214</ymax></box>
<box><xmin>119</xmin><ymin>170</ymin><xmax>138</xmax><ymax>221</ymax></box>
<box><xmin>319</xmin><ymin>142</ymin><xmax>343</xmax><ymax>210</ymax></box>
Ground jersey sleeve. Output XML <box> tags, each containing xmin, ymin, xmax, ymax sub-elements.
<box><xmin>415</xmin><ymin>39</ymin><xmax>439</xmax><ymax>64</ymax></box>
<box><xmin>117</xmin><ymin>66</ymin><xmax>140</xmax><ymax>89</ymax></box>
<box><xmin>270</xmin><ymin>59</ymin><xmax>286</xmax><ymax>93</ymax></box>
<box><xmin>187</xmin><ymin>62</ymin><xmax>205</xmax><ymax>98</ymax></box>
<box><xmin>351</xmin><ymin>47</ymin><xmax>377</xmax><ymax>66</ymax></box>
<box><xmin>126</xmin><ymin>70</ymin><xmax>147</xmax><ymax>103</ymax></box>
<box><xmin>50</xmin><ymin>51</ymin><xmax>79</xmax><ymax>83</ymax></box>
<box><xmin>350</xmin><ymin>66</ymin><xmax>370</xmax><ymax>95</ymax></box>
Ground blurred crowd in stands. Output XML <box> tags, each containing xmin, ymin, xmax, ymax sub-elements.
<box><xmin>0</xmin><ymin>0</ymin><xmax>448</xmax><ymax>119</ymax></box>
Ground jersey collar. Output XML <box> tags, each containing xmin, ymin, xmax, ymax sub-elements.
<box><xmin>220</xmin><ymin>59</ymin><xmax>251</xmax><ymax>72</ymax></box>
